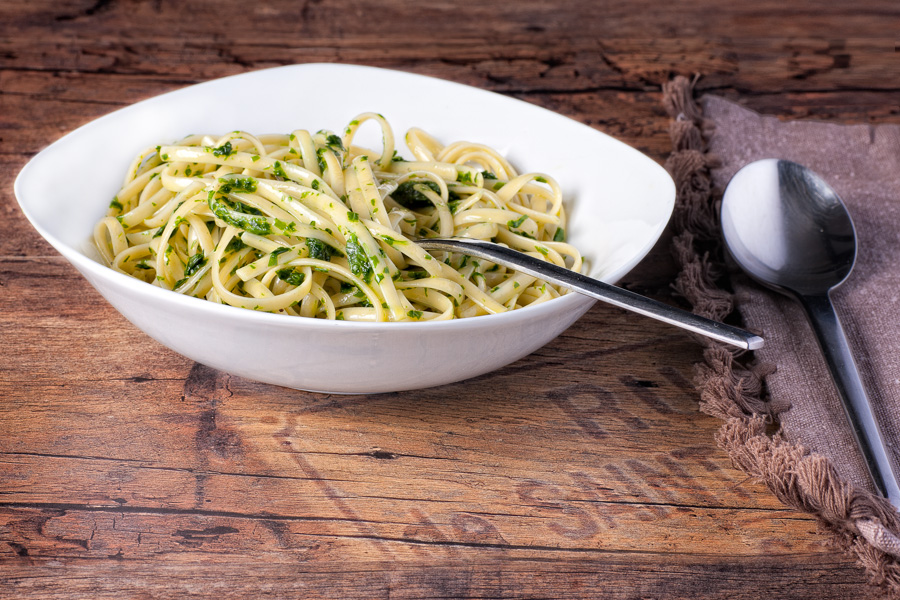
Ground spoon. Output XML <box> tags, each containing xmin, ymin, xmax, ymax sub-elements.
<box><xmin>416</xmin><ymin>238</ymin><xmax>763</xmax><ymax>350</ymax></box>
<box><xmin>721</xmin><ymin>158</ymin><xmax>900</xmax><ymax>507</ymax></box>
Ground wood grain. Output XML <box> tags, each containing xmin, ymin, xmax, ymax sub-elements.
<box><xmin>3</xmin><ymin>0</ymin><xmax>899</xmax><ymax>598</ymax></box>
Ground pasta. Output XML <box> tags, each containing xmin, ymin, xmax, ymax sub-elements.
<box><xmin>93</xmin><ymin>113</ymin><xmax>584</xmax><ymax>322</ymax></box>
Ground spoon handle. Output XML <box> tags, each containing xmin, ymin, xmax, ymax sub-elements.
<box><xmin>417</xmin><ymin>238</ymin><xmax>763</xmax><ymax>350</ymax></box>
<box><xmin>801</xmin><ymin>293</ymin><xmax>900</xmax><ymax>507</ymax></box>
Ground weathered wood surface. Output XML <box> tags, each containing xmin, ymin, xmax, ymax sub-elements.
<box><xmin>3</xmin><ymin>1</ymin><xmax>900</xmax><ymax>598</ymax></box>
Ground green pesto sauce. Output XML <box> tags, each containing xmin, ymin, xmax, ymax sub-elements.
<box><xmin>225</xmin><ymin>236</ymin><xmax>246</xmax><ymax>253</ymax></box>
<box><xmin>276</xmin><ymin>267</ymin><xmax>306</xmax><ymax>287</ymax></box>
<box><xmin>184</xmin><ymin>251</ymin><xmax>207</xmax><ymax>276</ymax></box>
<box><xmin>218</xmin><ymin>176</ymin><xmax>257</xmax><ymax>194</ymax></box>
<box><xmin>306</xmin><ymin>237</ymin><xmax>337</xmax><ymax>261</ymax></box>
<box><xmin>325</xmin><ymin>134</ymin><xmax>345</xmax><ymax>152</ymax></box>
<box><xmin>207</xmin><ymin>191</ymin><xmax>271</xmax><ymax>236</ymax></box>
<box><xmin>345</xmin><ymin>233</ymin><xmax>373</xmax><ymax>284</ymax></box>
<box><xmin>211</xmin><ymin>141</ymin><xmax>235</xmax><ymax>157</ymax></box>
<box><xmin>553</xmin><ymin>227</ymin><xmax>566</xmax><ymax>242</ymax></box>
<box><xmin>507</xmin><ymin>215</ymin><xmax>528</xmax><ymax>229</ymax></box>
<box><xmin>391</xmin><ymin>180</ymin><xmax>440</xmax><ymax>209</ymax></box>
<box><xmin>456</xmin><ymin>171</ymin><xmax>475</xmax><ymax>184</ymax></box>
<box><xmin>380</xmin><ymin>235</ymin><xmax>405</xmax><ymax>247</ymax></box>
<box><xmin>268</xmin><ymin>247</ymin><xmax>290</xmax><ymax>266</ymax></box>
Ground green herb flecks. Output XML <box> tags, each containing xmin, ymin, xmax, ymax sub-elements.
<box><xmin>507</xmin><ymin>215</ymin><xmax>528</xmax><ymax>229</ymax></box>
<box><xmin>276</xmin><ymin>267</ymin><xmax>306</xmax><ymax>287</ymax></box>
<box><xmin>379</xmin><ymin>235</ymin><xmax>406</xmax><ymax>247</ymax></box>
<box><xmin>345</xmin><ymin>233</ymin><xmax>373</xmax><ymax>284</ymax></box>
<box><xmin>184</xmin><ymin>252</ymin><xmax>206</xmax><ymax>276</ymax></box>
<box><xmin>225</xmin><ymin>236</ymin><xmax>246</xmax><ymax>253</ymax></box>
<box><xmin>268</xmin><ymin>247</ymin><xmax>290</xmax><ymax>266</ymax></box>
<box><xmin>324</xmin><ymin>134</ymin><xmax>345</xmax><ymax>153</ymax></box>
<box><xmin>219</xmin><ymin>176</ymin><xmax>257</xmax><ymax>194</ymax></box>
<box><xmin>456</xmin><ymin>171</ymin><xmax>475</xmax><ymax>184</ymax></box>
<box><xmin>306</xmin><ymin>238</ymin><xmax>337</xmax><ymax>261</ymax></box>
<box><xmin>211</xmin><ymin>141</ymin><xmax>235</xmax><ymax>157</ymax></box>
<box><xmin>553</xmin><ymin>227</ymin><xmax>566</xmax><ymax>242</ymax></box>
<box><xmin>208</xmin><ymin>190</ymin><xmax>271</xmax><ymax>236</ymax></box>
<box><xmin>391</xmin><ymin>180</ymin><xmax>441</xmax><ymax>209</ymax></box>
<box><xmin>274</xmin><ymin>218</ymin><xmax>297</xmax><ymax>233</ymax></box>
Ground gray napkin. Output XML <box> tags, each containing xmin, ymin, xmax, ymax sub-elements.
<box><xmin>703</xmin><ymin>95</ymin><xmax>900</xmax><ymax>501</ymax></box>
<box><xmin>662</xmin><ymin>77</ymin><xmax>900</xmax><ymax>594</ymax></box>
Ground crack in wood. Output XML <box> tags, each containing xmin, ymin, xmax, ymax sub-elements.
<box><xmin>0</xmin><ymin>501</ymin><xmax>359</xmax><ymax>523</ymax></box>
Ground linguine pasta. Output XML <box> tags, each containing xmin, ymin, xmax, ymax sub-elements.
<box><xmin>93</xmin><ymin>113</ymin><xmax>583</xmax><ymax>321</ymax></box>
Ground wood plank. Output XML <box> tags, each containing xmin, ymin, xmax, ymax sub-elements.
<box><xmin>4</xmin><ymin>35</ymin><xmax>900</xmax><ymax>96</ymax></box>
<box><xmin>0</xmin><ymin>555</ymin><xmax>880</xmax><ymax>600</ymax></box>
<box><xmin>3</xmin><ymin>0</ymin><xmax>900</xmax><ymax>41</ymax></box>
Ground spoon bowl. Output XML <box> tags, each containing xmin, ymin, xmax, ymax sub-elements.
<box><xmin>722</xmin><ymin>159</ymin><xmax>857</xmax><ymax>296</ymax></box>
<box><xmin>722</xmin><ymin>159</ymin><xmax>900</xmax><ymax>508</ymax></box>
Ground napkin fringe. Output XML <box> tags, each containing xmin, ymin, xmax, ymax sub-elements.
<box><xmin>662</xmin><ymin>75</ymin><xmax>900</xmax><ymax>595</ymax></box>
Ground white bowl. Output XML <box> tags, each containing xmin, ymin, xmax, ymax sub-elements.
<box><xmin>15</xmin><ymin>64</ymin><xmax>675</xmax><ymax>394</ymax></box>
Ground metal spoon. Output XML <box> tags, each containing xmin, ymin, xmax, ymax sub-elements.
<box><xmin>416</xmin><ymin>238</ymin><xmax>763</xmax><ymax>350</ymax></box>
<box><xmin>721</xmin><ymin>158</ymin><xmax>900</xmax><ymax>507</ymax></box>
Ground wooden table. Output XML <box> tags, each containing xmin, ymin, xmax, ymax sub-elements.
<box><xmin>3</xmin><ymin>1</ymin><xmax>899</xmax><ymax>598</ymax></box>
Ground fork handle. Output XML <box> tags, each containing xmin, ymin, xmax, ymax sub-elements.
<box><xmin>417</xmin><ymin>238</ymin><xmax>764</xmax><ymax>351</ymax></box>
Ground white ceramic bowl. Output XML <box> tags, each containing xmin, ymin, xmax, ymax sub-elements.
<box><xmin>15</xmin><ymin>64</ymin><xmax>675</xmax><ymax>394</ymax></box>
